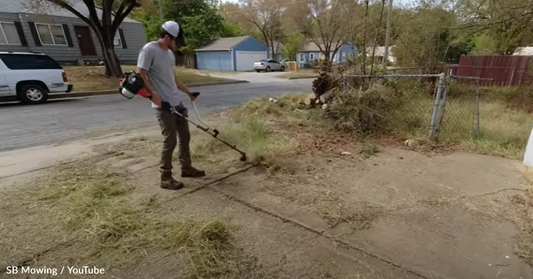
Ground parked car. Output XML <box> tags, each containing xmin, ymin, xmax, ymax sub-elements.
<box><xmin>0</xmin><ymin>52</ymin><xmax>73</xmax><ymax>104</ymax></box>
<box><xmin>279</xmin><ymin>59</ymin><xmax>290</xmax><ymax>67</ymax></box>
<box><xmin>253</xmin><ymin>59</ymin><xmax>286</xmax><ymax>72</ymax></box>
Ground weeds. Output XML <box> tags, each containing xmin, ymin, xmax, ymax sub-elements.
<box><xmin>502</xmin><ymin>86</ymin><xmax>533</xmax><ymax>113</ymax></box>
<box><xmin>320</xmin><ymin>78</ymin><xmax>533</xmax><ymax>159</ymax></box>
<box><xmin>361</xmin><ymin>143</ymin><xmax>380</xmax><ymax>157</ymax></box>
<box><xmin>6</xmin><ymin>159</ymin><xmax>245</xmax><ymax>278</ymax></box>
<box><xmin>196</xmin><ymin>113</ymin><xmax>299</xmax><ymax>167</ymax></box>
<box><xmin>512</xmin><ymin>171</ymin><xmax>533</xmax><ymax>267</ymax></box>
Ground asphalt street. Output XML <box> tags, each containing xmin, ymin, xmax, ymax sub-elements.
<box><xmin>0</xmin><ymin>76</ymin><xmax>312</xmax><ymax>152</ymax></box>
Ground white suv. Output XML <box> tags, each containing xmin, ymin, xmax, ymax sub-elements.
<box><xmin>0</xmin><ymin>52</ymin><xmax>73</xmax><ymax>104</ymax></box>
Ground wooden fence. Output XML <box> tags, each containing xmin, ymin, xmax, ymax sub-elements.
<box><xmin>454</xmin><ymin>56</ymin><xmax>533</xmax><ymax>87</ymax></box>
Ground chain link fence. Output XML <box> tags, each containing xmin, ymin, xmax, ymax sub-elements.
<box><xmin>342</xmin><ymin>73</ymin><xmax>441</xmax><ymax>140</ymax></box>
<box><xmin>341</xmin><ymin>72</ymin><xmax>533</xmax><ymax>148</ymax></box>
<box><xmin>433</xmin><ymin>76</ymin><xmax>485</xmax><ymax>141</ymax></box>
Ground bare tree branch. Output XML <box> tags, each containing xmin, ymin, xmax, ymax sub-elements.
<box><xmin>43</xmin><ymin>0</ymin><xmax>95</xmax><ymax>29</ymax></box>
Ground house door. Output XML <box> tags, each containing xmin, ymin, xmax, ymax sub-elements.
<box><xmin>74</xmin><ymin>26</ymin><xmax>96</xmax><ymax>56</ymax></box>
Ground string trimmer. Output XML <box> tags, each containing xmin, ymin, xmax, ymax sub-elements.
<box><xmin>119</xmin><ymin>71</ymin><xmax>247</xmax><ymax>162</ymax></box>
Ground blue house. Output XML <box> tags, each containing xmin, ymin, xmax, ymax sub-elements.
<box><xmin>296</xmin><ymin>41</ymin><xmax>358</xmax><ymax>68</ymax></box>
<box><xmin>195</xmin><ymin>36</ymin><xmax>268</xmax><ymax>71</ymax></box>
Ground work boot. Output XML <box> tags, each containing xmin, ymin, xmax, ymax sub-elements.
<box><xmin>181</xmin><ymin>166</ymin><xmax>206</xmax><ymax>178</ymax></box>
<box><xmin>160</xmin><ymin>171</ymin><xmax>184</xmax><ymax>190</ymax></box>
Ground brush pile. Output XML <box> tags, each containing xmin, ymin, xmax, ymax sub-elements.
<box><xmin>303</xmin><ymin>70</ymin><xmax>343</xmax><ymax>110</ymax></box>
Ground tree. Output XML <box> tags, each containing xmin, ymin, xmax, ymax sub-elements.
<box><xmin>31</xmin><ymin>0</ymin><xmax>141</xmax><ymax>77</ymax></box>
<box><xmin>291</xmin><ymin>0</ymin><xmax>350</xmax><ymax>70</ymax></box>
<box><xmin>163</xmin><ymin>0</ymin><xmax>226</xmax><ymax>67</ymax></box>
<box><xmin>133</xmin><ymin>10</ymin><xmax>163</xmax><ymax>42</ymax></box>
<box><xmin>458</xmin><ymin>0</ymin><xmax>533</xmax><ymax>54</ymax></box>
<box><xmin>393</xmin><ymin>5</ymin><xmax>462</xmax><ymax>69</ymax></box>
<box><xmin>221</xmin><ymin>22</ymin><xmax>246</xmax><ymax>37</ymax></box>
<box><xmin>219</xmin><ymin>2</ymin><xmax>258</xmax><ymax>36</ymax></box>
<box><xmin>240</xmin><ymin>0</ymin><xmax>287</xmax><ymax>59</ymax></box>
<box><xmin>282</xmin><ymin>32</ymin><xmax>304</xmax><ymax>60</ymax></box>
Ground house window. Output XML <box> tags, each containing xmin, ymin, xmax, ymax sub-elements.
<box><xmin>0</xmin><ymin>22</ymin><xmax>21</xmax><ymax>45</ymax></box>
<box><xmin>36</xmin><ymin>23</ymin><xmax>66</xmax><ymax>45</ymax></box>
<box><xmin>114</xmin><ymin>31</ymin><xmax>121</xmax><ymax>47</ymax></box>
<box><xmin>299</xmin><ymin>53</ymin><xmax>305</xmax><ymax>63</ymax></box>
<box><xmin>309</xmin><ymin>53</ymin><xmax>315</xmax><ymax>62</ymax></box>
<box><xmin>342</xmin><ymin>52</ymin><xmax>346</xmax><ymax>61</ymax></box>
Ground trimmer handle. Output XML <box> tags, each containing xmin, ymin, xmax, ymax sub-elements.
<box><xmin>192</xmin><ymin>92</ymin><xmax>200</xmax><ymax>97</ymax></box>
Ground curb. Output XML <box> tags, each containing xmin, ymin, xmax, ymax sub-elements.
<box><xmin>286</xmin><ymin>76</ymin><xmax>318</xmax><ymax>80</ymax></box>
<box><xmin>47</xmin><ymin>80</ymin><xmax>249</xmax><ymax>100</ymax></box>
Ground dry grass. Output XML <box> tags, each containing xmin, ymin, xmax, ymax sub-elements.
<box><xmin>277</xmin><ymin>70</ymin><xmax>319</xmax><ymax>79</ymax></box>
<box><xmin>328</xmin><ymin>79</ymin><xmax>533</xmax><ymax>159</ymax></box>
<box><xmin>512</xmin><ymin>170</ymin><xmax>533</xmax><ymax>267</ymax></box>
<box><xmin>1</xmin><ymin>158</ymin><xmax>253</xmax><ymax>278</ymax></box>
<box><xmin>193</xmin><ymin>117</ymin><xmax>299</xmax><ymax>168</ymax></box>
<box><xmin>65</xmin><ymin>65</ymin><xmax>231</xmax><ymax>92</ymax></box>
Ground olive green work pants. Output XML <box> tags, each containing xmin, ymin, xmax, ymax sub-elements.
<box><xmin>155</xmin><ymin>102</ymin><xmax>192</xmax><ymax>173</ymax></box>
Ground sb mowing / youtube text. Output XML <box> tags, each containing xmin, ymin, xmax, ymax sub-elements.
<box><xmin>5</xmin><ymin>266</ymin><xmax>105</xmax><ymax>276</ymax></box>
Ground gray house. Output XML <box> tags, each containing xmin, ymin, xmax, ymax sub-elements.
<box><xmin>0</xmin><ymin>0</ymin><xmax>147</xmax><ymax>64</ymax></box>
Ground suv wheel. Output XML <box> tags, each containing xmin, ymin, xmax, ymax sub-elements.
<box><xmin>18</xmin><ymin>84</ymin><xmax>48</xmax><ymax>104</ymax></box>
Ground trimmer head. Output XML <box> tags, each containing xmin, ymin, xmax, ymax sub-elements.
<box><xmin>240</xmin><ymin>153</ymin><xmax>247</xmax><ymax>162</ymax></box>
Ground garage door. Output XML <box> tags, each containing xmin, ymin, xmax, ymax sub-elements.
<box><xmin>235</xmin><ymin>51</ymin><xmax>268</xmax><ymax>71</ymax></box>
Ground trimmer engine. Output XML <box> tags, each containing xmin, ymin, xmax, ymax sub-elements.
<box><xmin>119</xmin><ymin>71</ymin><xmax>150</xmax><ymax>99</ymax></box>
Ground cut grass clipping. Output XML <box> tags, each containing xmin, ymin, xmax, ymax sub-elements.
<box><xmin>6</xmin><ymin>159</ymin><xmax>243</xmax><ymax>278</ymax></box>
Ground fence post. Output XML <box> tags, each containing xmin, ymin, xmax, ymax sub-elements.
<box><xmin>435</xmin><ymin>76</ymin><xmax>450</xmax><ymax>135</ymax></box>
<box><xmin>343</xmin><ymin>74</ymin><xmax>347</xmax><ymax>92</ymax></box>
<box><xmin>429</xmin><ymin>73</ymin><xmax>446</xmax><ymax>139</ymax></box>
<box><xmin>475</xmin><ymin>79</ymin><xmax>480</xmax><ymax>136</ymax></box>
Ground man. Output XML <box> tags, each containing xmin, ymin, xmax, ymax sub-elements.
<box><xmin>137</xmin><ymin>21</ymin><xmax>205</xmax><ymax>190</ymax></box>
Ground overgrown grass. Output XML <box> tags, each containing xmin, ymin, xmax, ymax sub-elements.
<box><xmin>277</xmin><ymin>70</ymin><xmax>319</xmax><ymax>79</ymax></box>
<box><xmin>229</xmin><ymin>94</ymin><xmax>327</xmax><ymax>129</ymax></box>
<box><xmin>325</xmin><ymin>79</ymin><xmax>533</xmax><ymax>159</ymax></box>
<box><xmin>193</xmin><ymin>117</ymin><xmax>299</xmax><ymax>168</ymax></box>
<box><xmin>8</xmin><ymin>159</ymin><xmax>245</xmax><ymax>278</ymax></box>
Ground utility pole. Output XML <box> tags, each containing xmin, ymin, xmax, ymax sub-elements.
<box><xmin>382</xmin><ymin>0</ymin><xmax>393</xmax><ymax>70</ymax></box>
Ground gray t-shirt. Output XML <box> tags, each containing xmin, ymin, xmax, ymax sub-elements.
<box><xmin>137</xmin><ymin>41</ymin><xmax>181</xmax><ymax>108</ymax></box>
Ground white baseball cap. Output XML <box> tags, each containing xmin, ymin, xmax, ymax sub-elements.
<box><xmin>162</xmin><ymin>21</ymin><xmax>186</xmax><ymax>46</ymax></box>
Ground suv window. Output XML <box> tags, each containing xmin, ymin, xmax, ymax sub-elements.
<box><xmin>0</xmin><ymin>54</ymin><xmax>62</xmax><ymax>70</ymax></box>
